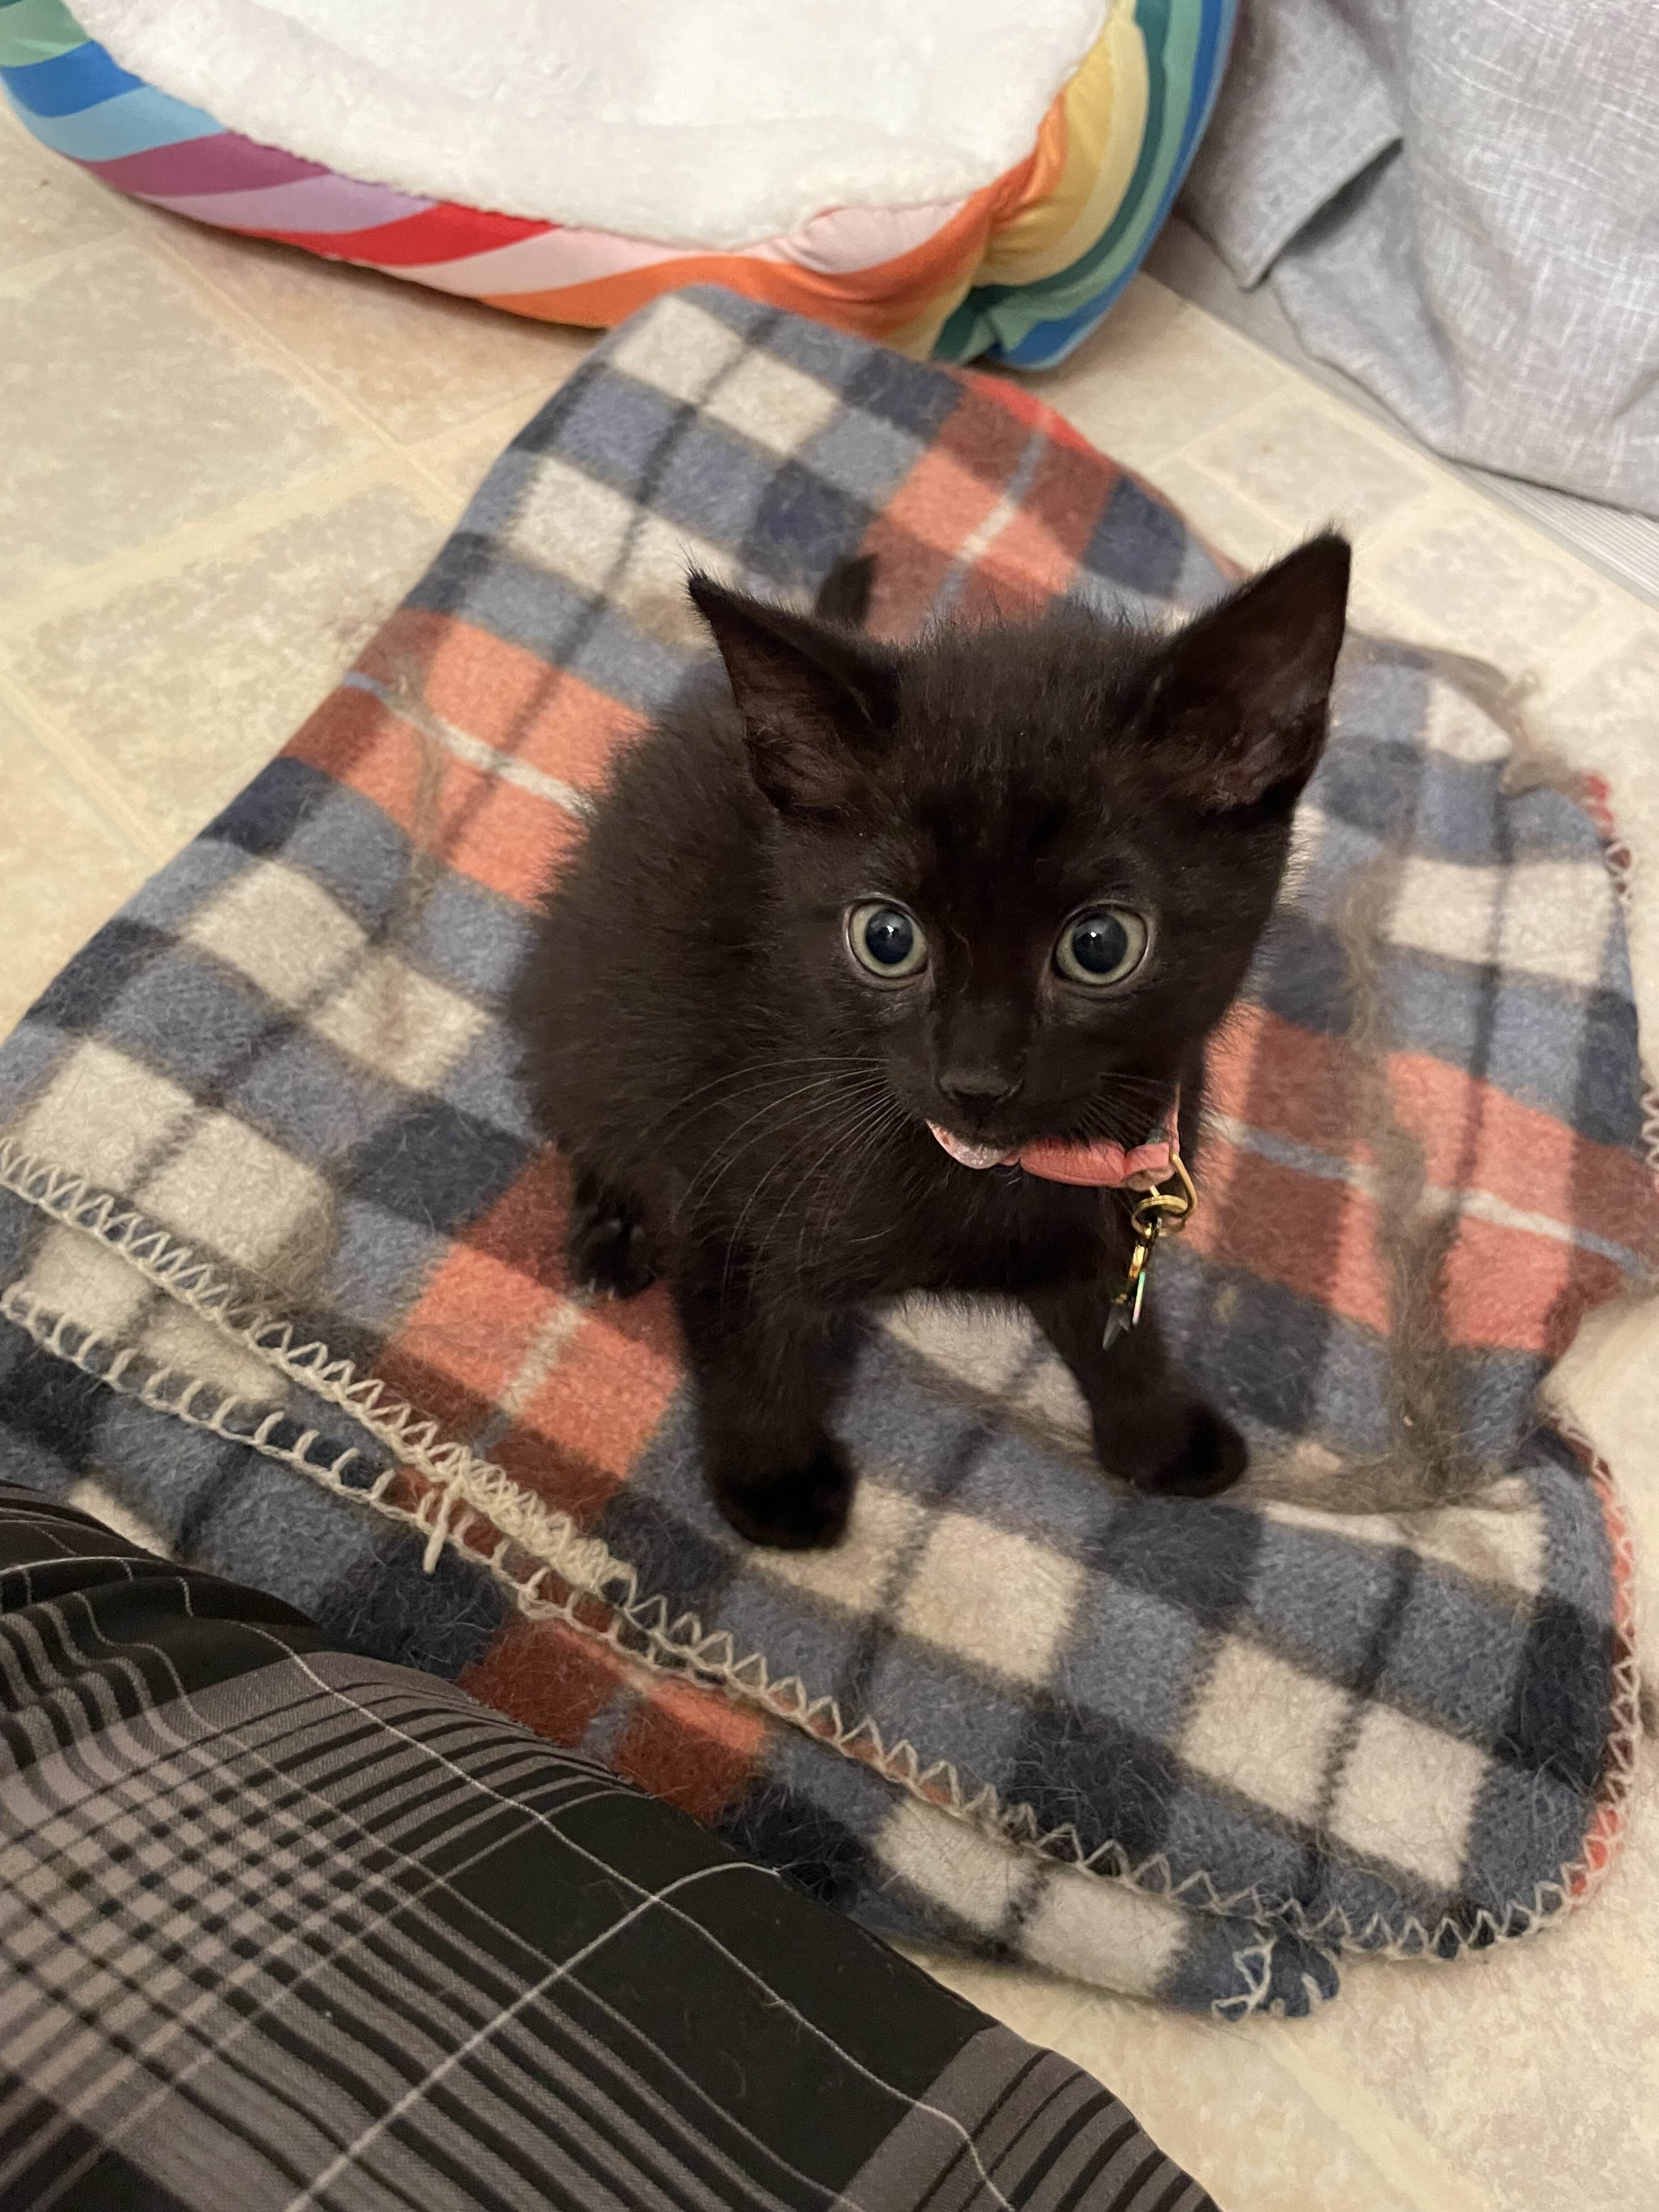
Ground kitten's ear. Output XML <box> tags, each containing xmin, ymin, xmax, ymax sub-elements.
<box><xmin>1148</xmin><ymin>533</ymin><xmax>1351</xmax><ymax>811</ymax></box>
<box><xmin>689</xmin><ymin>573</ymin><xmax>898</xmax><ymax>815</ymax></box>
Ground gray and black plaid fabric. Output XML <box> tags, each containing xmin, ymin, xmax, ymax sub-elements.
<box><xmin>0</xmin><ymin>1487</ymin><xmax>1212</xmax><ymax>2212</ymax></box>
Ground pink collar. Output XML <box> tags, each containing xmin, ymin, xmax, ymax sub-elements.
<box><xmin>928</xmin><ymin>1090</ymin><xmax>1180</xmax><ymax>1190</ymax></box>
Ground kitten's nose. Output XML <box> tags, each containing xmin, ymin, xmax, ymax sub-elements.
<box><xmin>937</xmin><ymin>1066</ymin><xmax>1023</xmax><ymax>1110</ymax></box>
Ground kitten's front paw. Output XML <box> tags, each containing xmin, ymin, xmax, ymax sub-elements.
<box><xmin>711</xmin><ymin>1443</ymin><xmax>854</xmax><ymax>1550</ymax></box>
<box><xmin>1123</xmin><ymin>1403</ymin><xmax>1248</xmax><ymax>1498</ymax></box>
<box><xmin>568</xmin><ymin>1174</ymin><xmax>657</xmax><ymax>1299</ymax></box>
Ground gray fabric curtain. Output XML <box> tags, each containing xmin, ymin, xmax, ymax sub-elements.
<box><xmin>1180</xmin><ymin>0</ymin><xmax>1659</xmax><ymax>517</ymax></box>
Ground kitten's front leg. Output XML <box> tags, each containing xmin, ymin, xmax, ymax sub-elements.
<box><xmin>673</xmin><ymin>1257</ymin><xmax>861</xmax><ymax>1549</ymax></box>
<box><xmin>1030</xmin><ymin>1280</ymin><xmax>1246</xmax><ymax>1499</ymax></box>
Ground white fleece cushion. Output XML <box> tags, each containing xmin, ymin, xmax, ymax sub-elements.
<box><xmin>74</xmin><ymin>0</ymin><xmax>1108</xmax><ymax>248</ymax></box>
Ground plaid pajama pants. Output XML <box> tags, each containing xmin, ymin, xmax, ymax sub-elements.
<box><xmin>0</xmin><ymin>1485</ymin><xmax>1212</xmax><ymax>2212</ymax></box>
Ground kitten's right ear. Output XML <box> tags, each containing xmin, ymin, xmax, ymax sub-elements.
<box><xmin>689</xmin><ymin>573</ymin><xmax>898</xmax><ymax>815</ymax></box>
<box><xmin>1149</xmin><ymin>533</ymin><xmax>1351</xmax><ymax>811</ymax></box>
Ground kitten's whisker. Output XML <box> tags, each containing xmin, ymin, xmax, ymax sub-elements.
<box><xmin>721</xmin><ymin>1116</ymin><xmax>856</xmax><ymax>1295</ymax></box>
<box><xmin>675</xmin><ymin>1074</ymin><xmax>884</xmax><ymax>1218</ymax></box>
<box><xmin>1069</xmin><ymin>1077</ymin><xmax>1181</xmax><ymax>1149</ymax></box>
<box><xmin>1081</xmin><ymin>1073</ymin><xmax>1178</xmax><ymax>1102</ymax></box>
<box><xmin>787</xmin><ymin>1092</ymin><xmax>904</xmax><ymax>1278</ymax></box>
<box><xmin>702</xmin><ymin>1081</ymin><xmax>894</xmax><ymax>1273</ymax></box>
<box><xmin>1073</xmin><ymin>1110</ymin><xmax>1145</xmax><ymax>1149</ymax></box>
<box><xmin>803</xmin><ymin>1103</ymin><xmax>909</xmax><ymax>1272</ymax></box>
<box><xmin>630</xmin><ymin>1054</ymin><xmax>887</xmax><ymax>1150</ymax></box>
<box><xmin>734</xmin><ymin>1079</ymin><xmax>902</xmax><ymax>1274</ymax></box>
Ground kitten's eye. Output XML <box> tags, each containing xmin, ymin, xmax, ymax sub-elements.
<box><xmin>1054</xmin><ymin>907</ymin><xmax>1149</xmax><ymax>987</ymax></box>
<box><xmin>848</xmin><ymin>901</ymin><xmax>928</xmax><ymax>980</ymax></box>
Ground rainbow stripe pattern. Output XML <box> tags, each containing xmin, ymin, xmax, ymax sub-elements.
<box><xmin>0</xmin><ymin>0</ymin><xmax>1235</xmax><ymax>368</ymax></box>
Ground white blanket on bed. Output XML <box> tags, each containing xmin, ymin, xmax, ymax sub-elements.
<box><xmin>74</xmin><ymin>0</ymin><xmax>1107</xmax><ymax>247</ymax></box>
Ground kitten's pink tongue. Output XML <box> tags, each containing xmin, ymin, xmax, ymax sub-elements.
<box><xmin>927</xmin><ymin>1123</ymin><xmax>1176</xmax><ymax>1190</ymax></box>
<box><xmin>1017</xmin><ymin>1134</ymin><xmax>1174</xmax><ymax>1189</ymax></box>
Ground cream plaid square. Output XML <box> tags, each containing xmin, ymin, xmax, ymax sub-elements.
<box><xmin>65</xmin><ymin>1477</ymin><xmax>166</xmax><ymax>1558</ymax></box>
<box><xmin>1182</xmin><ymin>1635</ymin><xmax>1351</xmax><ymax>1825</ymax></box>
<box><xmin>1389</xmin><ymin>856</ymin><xmax>1613</xmax><ymax>989</ymax></box>
<box><xmin>21</xmin><ymin>1227</ymin><xmax>151</xmax><ymax>1337</ymax></box>
<box><xmin>185</xmin><ymin>861</ymin><xmax>366</xmax><ymax>1013</ymax></box>
<box><xmin>759</xmin><ymin>1479</ymin><xmax>927</xmax><ymax>1614</ymax></box>
<box><xmin>505</xmin><ymin>456</ymin><xmax>731</xmax><ymax>645</ymax></box>
<box><xmin>1008</xmin><ymin>1352</ymin><xmax>1092</xmax><ymax>1445</ymax></box>
<box><xmin>142</xmin><ymin>1302</ymin><xmax>286</xmax><ymax>1410</ymax></box>
<box><xmin>505</xmin><ymin>456</ymin><xmax>639</xmax><ymax>587</ymax></box>
<box><xmin>704</xmin><ymin>349</ymin><xmax>841</xmax><ymax>459</ymax></box>
<box><xmin>607</xmin><ymin>514</ymin><xmax>739</xmax><ymax>645</ymax></box>
<box><xmin>1328</xmin><ymin>1704</ymin><xmax>1488</xmax><ymax>1889</ymax></box>
<box><xmin>882</xmin><ymin>1295</ymin><xmax>1038</xmax><ymax>1401</ymax></box>
<box><xmin>1421</xmin><ymin>674</ymin><xmax>1511</xmax><ymax>765</ymax></box>
<box><xmin>876</xmin><ymin>1797</ymin><xmax>1029</xmax><ymax>1932</ymax></box>
<box><xmin>310</xmin><ymin>951</ymin><xmax>485</xmax><ymax>1095</ymax></box>
<box><xmin>606</xmin><ymin>292</ymin><xmax>748</xmax><ymax>409</ymax></box>
<box><xmin>1021</xmin><ymin>1864</ymin><xmax>1187</xmax><ymax>1998</ymax></box>
<box><xmin>13</xmin><ymin>1039</ymin><xmax>193</xmax><ymax>1191</ymax></box>
<box><xmin>1262</xmin><ymin>1483</ymin><xmax>1547</xmax><ymax>1602</ymax></box>
<box><xmin>895</xmin><ymin>1512</ymin><xmax>1084</xmax><ymax>1685</ymax></box>
<box><xmin>1260</xmin><ymin>1499</ymin><xmax>1395</xmax><ymax>1549</ymax></box>
<box><xmin>140</xmin><ymin>1114</ymin><xmax>332</xmax><ymax>1274</ymax></box>
<box><xmin>1396</xmin><ymin>1481</ymin><xmax>1547</xmax><ymax>1599</ymax></box>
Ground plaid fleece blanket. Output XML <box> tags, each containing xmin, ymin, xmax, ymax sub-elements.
<box><xmin>0</xmin><ymin>290</ymin><xmax>1651</xmax><ymax>2019</ymax></box>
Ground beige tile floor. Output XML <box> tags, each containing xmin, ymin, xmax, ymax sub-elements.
<box><xmin>4</xmin><ymin>92</ymin><xmax>1659</xmax><ymax>2212</ymax></box>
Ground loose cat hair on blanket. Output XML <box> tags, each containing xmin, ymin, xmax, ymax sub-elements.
<box><xmin>514</xmin><ymin>539</ymin><xmax>1350</xmax><ymax>1546</ymax></box>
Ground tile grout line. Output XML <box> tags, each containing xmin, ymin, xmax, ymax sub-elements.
<box><xmin>5</xmin><ymin>94</ymin><xmax>565</xmax><ymax>497</ymax></box>
<box><xmin>0</xmin><ymin>233</ymin><xmax>122</xmax><ymax>289</ymax></box>
<box><xmin>86</xmin><ymin>192</ymin><xmax>556</xmax><ymax>512</ymax></box>
<box><xmin>404</xmin><ymin>392</ymin><xmax>561</xmax><ymax>486</ymax></box>
<box><xmin>1139</xmin><ymin>279</ymin><xmax>1659</xmax><ymax>627</ymax></box>
<box><xmin>1175</xmin><ymin>438</ymin><xmax>1446</xmax><ymax>544</ymax></box>
<box><xmin>1261</xmin><ymin>2024</ymin><xmax>1503</xmax><ymax>2212</ymax></box>
<box><xmin>90</xmin><ymin>206</ymin><xmax>425</xmax><ymax>455</ymax></box>
<box><xmin>1151</xmin><ymin>435</ymin><xmax>1655</xmax><ymax>723</ymax></box>
<box><xmin>1524</xmin><ymin>599</ymin><xmax>1659</xmax><ymax>704</ymax></box>
<box><xmin>0</xmin><ymin>228</ymin><xmax>555</xmax><ymax>637</ymax></box>
<box><xmin>1161</xmin><ymin>443</ymin><xmax>1437</xmax><ymax>565</ymax></box>
<box><xmin>0</xmin><ymin>450</ymin><xmax>455</xmax><ymax>640</ymax></box>
<box><xmin>0</xmin><ymin>663</ymin><xmax>173</xmax><ymax>861</ymax></box>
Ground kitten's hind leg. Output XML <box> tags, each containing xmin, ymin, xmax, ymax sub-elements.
<box><xmin>567</xmin><ymin>1167</ymin><xmax>657</xmax><ymax>1300</ymax></box>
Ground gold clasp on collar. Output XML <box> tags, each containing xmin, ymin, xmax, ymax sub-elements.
<box><xmin>1102</xmin><ymin>1142</ymin><xmax>1197</xmax><ymax>1349</ymax></box>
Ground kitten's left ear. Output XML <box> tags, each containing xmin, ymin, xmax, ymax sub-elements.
<box><xmin>1148</xmin><ymin>533</ymin><xmax>1351</xmax><ymax>811</ymax></box>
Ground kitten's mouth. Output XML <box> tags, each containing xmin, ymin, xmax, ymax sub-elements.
<box><xmin>928</xmin><ymin>1127</ymin><xmax>1022</xmax><ymax>1172</ymax></box>
<box><xmin>927</xmin><ymin>1108</ymin><xmax>1178</xmax><ymax>1191</ymax></box>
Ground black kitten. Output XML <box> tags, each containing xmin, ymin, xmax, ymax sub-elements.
<box><xmin>514</xmin><ymin>537</ymin><xmax>1350</xmax><ymax>1547</ymax></box>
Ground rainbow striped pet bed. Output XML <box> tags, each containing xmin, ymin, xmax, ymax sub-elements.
<box><xmin>0</xmin><ymin>0</ymin><xmax>1235</xmax><ymax>368</ymax></box>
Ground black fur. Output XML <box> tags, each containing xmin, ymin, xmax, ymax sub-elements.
<box><xmin>513</xmin><ymin>538</ymin><xmax>1350</xmax><ymax>1546</ymax></box>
